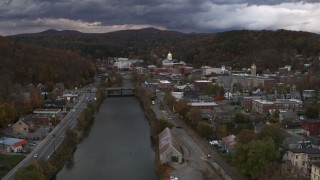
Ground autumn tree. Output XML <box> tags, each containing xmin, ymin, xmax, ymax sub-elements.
<box><xmin>187</xmin><ymin>107</ymin><xmax>202</xmax><ymax>124</ymax></box>
<box><xmin>30</xmin><ymin>88</ymin><xmax>43</xmax><ymax>109</ymax></box>
<box><xmin>237</xmin><ymin>129</ymin><xmax>256</xmax><ymax>144</ymax></box>
<box><xmin>15</xmin><ymin>162</ymin><xmax>45</xmax><ymax>180</ymax></box>
<box><xmin>0</xmin><ymin>103</ymin><xmax>16</xmax><ymax>127</ymax></box>
<box><xmin>145</xmin><ymin>91</ymin><xmax>156</xmax><ymax>102</ymax></box>
<box><xmin>217</xmin><ymin>124</ymin><xmax>229</xmax><ymax>139</ymax></box>
<box><xmin>174</xmin><ymin>100</ymin><xmax>190</xmax><ymax>117</ymax></box>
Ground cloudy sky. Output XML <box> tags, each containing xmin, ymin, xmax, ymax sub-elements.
<box><xmin>1</xmin><ymin>0</ymin><xmax>320</xmax><ymax>36</ymax></box>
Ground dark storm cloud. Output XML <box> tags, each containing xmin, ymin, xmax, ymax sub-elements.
<box><xmin>0</xmin><ymin>0</ymin><xmax>320</xmax><ymax>35</ymax></box>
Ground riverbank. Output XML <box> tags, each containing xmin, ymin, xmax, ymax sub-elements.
<box><xmin>14</xmin><ymin>88</ymin><xmax>106</xmax><ymax>180</ymax></box>
<box><xmin>133</xmin><ymin>81</ymin><xmax>173</xmax><ymax>180</ymax></box>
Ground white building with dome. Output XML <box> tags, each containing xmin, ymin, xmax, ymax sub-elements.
<box><xmin>162</xmin><ymin>51</ymin><xmax>186</xmax><ymax>67</ymax></box>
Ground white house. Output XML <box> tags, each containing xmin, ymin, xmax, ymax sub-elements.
<box><xmin>287</xmin><ymin>148</ymin><xmax>320</xmax><ymax>178</ymax></box>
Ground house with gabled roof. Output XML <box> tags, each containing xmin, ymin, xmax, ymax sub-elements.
<box><xmin>159</xmin><ymin>127</ymin><xmax>183</xmax><ymax>164</ymax></box>
<box><xmin>175</xmin><ymin>84</ymin><xmax>194</xmax><ymax>92</ymax></box>
<box><xmin>12</xmin><ymin>117</ymin><xmax>34</xmax><ymax>133</ymax></box>
<box><xmin>222</xmin><ymin>134</ymin><xmax>237</xmax><ymax>154</ymax></box>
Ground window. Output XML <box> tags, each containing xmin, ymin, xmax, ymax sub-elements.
<box><xmin>296</xmin><ymin>155</ymin><xmax>298</xmax><ymax>159</ymax></box>
<box><xmin>19</xmin><ymin>122</ymin><xmax>22</xmax><ymax>125</ymax></box>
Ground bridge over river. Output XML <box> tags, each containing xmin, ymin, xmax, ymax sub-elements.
<box><xmin>105</xmin><ymin>87</ymin><xmax>135</xmax><ymax>96</ymax></box>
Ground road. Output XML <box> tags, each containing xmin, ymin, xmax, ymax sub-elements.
<box><xmin>150</xmin><ymin>91</ymin><xmax>220</xmax><ymax>180</ymax></box>
<box><xmin>2</xmin><ymin>93</ymin><xmax>88</xmax><ymax>180</ymax></box>
<box><xmin>151</xmin><ymin>87</ymin><xmax>241</xmax><ymax>180</ymax></box>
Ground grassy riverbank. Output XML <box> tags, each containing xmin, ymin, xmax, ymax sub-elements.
<box><xmin>0</xmin><ymin>154</ymin><xmax>25</xmax><ymax>178</ymax></box>
<box><xmin>133</xmin><ymin>75</ymin><xmax>173</xmax><ymax>180</ymax></box>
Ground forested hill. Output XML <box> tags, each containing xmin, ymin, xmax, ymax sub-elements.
<box><xmin>8</xmin><ymin>28</ymin><xmax>320</xmax><ymax>71</ymax></box>
<box><xmin>0</xmin><ymin>35</ymin><xmax>95</xmax><ymax>93</ymax></box>
<box><xmin>171</xmin><ymin>30</ymin><xmax>320</xmax><ymax>70</ymax></box>
<box><xmin>8</xmin><ymin>28</ymin><xmax>189</xmax><ymax>60</ymax></box>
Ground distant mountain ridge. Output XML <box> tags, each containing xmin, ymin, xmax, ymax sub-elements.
<box><xmin>7</xmin><ymin>28</ymin><xmax>320</xmax><ymax>71</ymax></box>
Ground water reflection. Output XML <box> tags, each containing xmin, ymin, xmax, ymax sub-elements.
<box><xmin>56</xmin><ymin>97</ymin><xmax>156</xmax><ymax>180</ymax></box>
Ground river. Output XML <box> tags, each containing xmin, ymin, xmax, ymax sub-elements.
<box><xmin>56</xmin><ymin>96</ymin><xmax>157</xmax><ymax>180</ymax></box>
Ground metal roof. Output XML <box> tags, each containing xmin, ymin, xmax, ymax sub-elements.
<box><xmin>0</xmin><ymin>137</ymin><xmax>27</xmax><ymax>147</ymax></box>
<box><xmin>159</xmin><ymin>128</ymin><xmax>182</xmax><ymax>155</ymax></box>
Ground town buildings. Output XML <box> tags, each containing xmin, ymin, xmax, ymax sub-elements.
<box><xmin>287</xmin><ymin>148</ymin><xmax>320</xmax><ymax>178</ymax></box>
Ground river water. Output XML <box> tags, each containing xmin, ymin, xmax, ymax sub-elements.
<box><xmin>56</xmin><ymin>96</ymin><xmax>157</xmax><ymax>180</ymax></box>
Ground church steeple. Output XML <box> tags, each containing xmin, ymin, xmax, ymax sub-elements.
<box><xmin>251</xmin><ymin>63</ymin><xmax>256</xmax><ymax>76</ymax></box>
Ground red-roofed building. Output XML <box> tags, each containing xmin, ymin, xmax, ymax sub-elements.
<box><xmin>222</xmin><ymin>134</ymin><xmax>237</xmax><ymax>154</ymax></box>
<box><xmin>301</xmin><ymin>121</ymin><xmax>320</xmax><ymax>136</ymax></box>
<box><xmin>159</xmin><ymin>128</ymin><xmax>183</xmax><ymax>164</ymax></box>
<box><xmin>0</xmin><ymin>137</ymin><xmax>27</xmax><ymax>153</ymax></box>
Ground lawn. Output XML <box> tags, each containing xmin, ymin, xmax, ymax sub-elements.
<box><xmin>0</xmin><ymin>154</ymin><xmax>25</xmax><ymax>178</ymax></box>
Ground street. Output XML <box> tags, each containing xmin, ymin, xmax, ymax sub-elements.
<box><xmin>151</xmin><ymin>89</ymin><xmax>222</xmax><ymax>180</ymax></box>
<box><xmin>2</xmin><ymin>93</ymin><xmax>88</xmax><ymax>180</ymax></box>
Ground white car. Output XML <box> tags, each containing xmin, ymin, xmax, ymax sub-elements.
<box><xmin>209</xmin><ymin>140</ymin><xmax>219</xmax><ymax>146</ymax></box>
<box><xmin>170</xmin><ymin>176</ymin><xmax>178</xmax><ymax>180</ymax></box>
<box><xmin>33</xmin><ymin>153</ymin><xmax>39</xmax><ymax>158</ymax></box>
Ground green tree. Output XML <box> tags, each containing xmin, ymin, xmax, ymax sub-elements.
<box><xmin>232</xmin><ymin>137</ymin><xmax>279</xmax><ymax>178</ymax></box>
<box><xmin>234</xmin><ymin>113</ymin><xmax>249</xmax><ymax>123</ymax></box>
<box><xmin>196</xmin><ymin>121</ymin><xmax>213</xmax><ymax>140</ymax></box>
<box><xmin>154</xmin><ymin>118</ymin><xmax>174</xmax><ymax>134</ymax></box>
<box><xmin>258</xmin><ymin>124</ymin><xmax>285</xmax><ymax>148</ymax></box>
<box><xmin>204</xmin><ymin>84</ymin><xmax>220</xmax><ymax>96</ymax></box>
<box><xmin>187</xmin><ymin>107</ymin><xmax>202</xmax><ymax>124</ymax></box>
<box><xmin>305</xmin><ymin>104</ymin><xmax>319</xmax><ymax>119</ymax></box>
<box><xmin>163</xmin><ymin>91</ymin><xmax>176</xmax><ymax>108</ymax></box>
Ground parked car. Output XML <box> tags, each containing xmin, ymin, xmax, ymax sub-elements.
<box><xmin>170</xmin><ymin>176</ymin><xmax>178</xmax><ymax>180</ymax></box>
<box><xmin>28</xmin><ymin>141</ymin><xmax>37</xmax><ymax>146</ymax></box>
<box><xmin>209</xmin><ymin>140</ymin><xmax>221</xmax><ymax>147</ymax></box>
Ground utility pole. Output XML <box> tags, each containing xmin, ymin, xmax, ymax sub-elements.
<box><xmin>52</xmin><ymin>134</ymin><xmax>56</xmax><ymax>153</ymax></box>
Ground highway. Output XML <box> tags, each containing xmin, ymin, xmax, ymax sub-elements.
<box><xmin>2</xmin><ymin>93</ymin><xmax>88</xmax><ymax>180</ymax></box>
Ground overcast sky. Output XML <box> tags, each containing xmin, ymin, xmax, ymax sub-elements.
<box><xmin>1</xmin><ymin>0</ymin><xmax>320</xmax><ymax>36</ymax></box>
